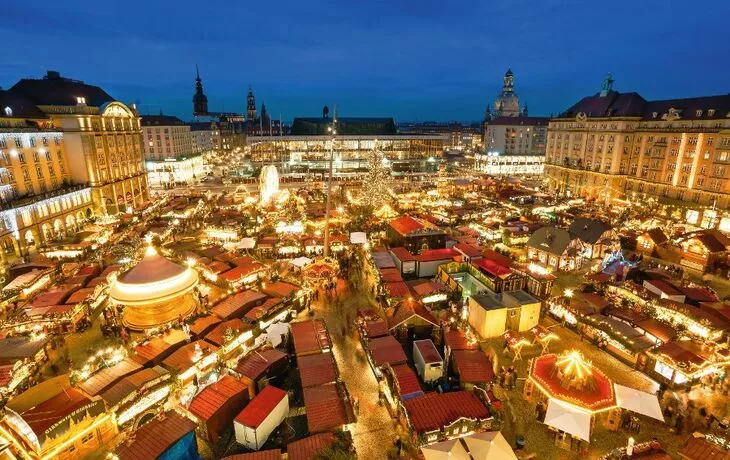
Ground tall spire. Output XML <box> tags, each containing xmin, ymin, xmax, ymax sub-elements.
<box><xmin>192</xmin><ymin>65</ymin><xmax>208</xmax><ymax>116</ymax></box>
<box><xmin>247</xmin><ymin>86</ymin><xmax>256</xmax><ymax>120</ymax></box>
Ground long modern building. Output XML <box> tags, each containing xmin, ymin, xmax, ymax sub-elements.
<box><xmin>545</xmin><ymin>75</ymin><xmax>730</xmax><ymax>215</ymax></box>
<box><xmin>248</xmin><ymin>110</ymin><xmax>444</xmax><ymax>177</ymax></box>
<box><xmin>247</xmin><ymin>134</ymin><xmax>444</xmax><ymax>177</ymax></box>
<box><xmin>0</xmin><ymin>71</ymin><xmax>149</xmax><ymax>256</ymax></box>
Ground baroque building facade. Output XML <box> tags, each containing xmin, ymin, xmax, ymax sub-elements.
<box><xmin>545</xmin><ymin>75</ymin><xmax>730</xmax><ymax>214</ymax></box>
<box><xmin>0</xmin><ymin>71</ymin><xmax>149</xmax><ymax>257</ymax></box>
<box><xmin>482</xmin><ymin>69</ymin><xmax>548</xmax><ymax>160</ymax></box>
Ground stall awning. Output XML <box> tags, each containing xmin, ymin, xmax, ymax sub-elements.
<box><xmin>463</xmin><ymin>431</ymin><xmax>517</xmax><ymax>460</ymax></box>
<box><xmin>421</xmin><ymin>438</ymin><xmax>471</xmax><ymax>460</ymax></box>
<box><xmin>238</xmin><ymin>237</ymin><xmax>256</xmax><ymax>249</ymax></box>
<box><xmin>291</xmin><ymin>257</ymin><xmax>313</xmax><ymax>268</ymax></box>
<box><xmin>614</xmin><ymin>384</ymin><xmax>664</xmax><ymax>422</ymax></box>
<box><xmin>544</xmin><ymin>400</ymin><xmax>592</xmax><ymax>441</ymax></box>
<box><xmin>350</xmin><ymin>232</ymin><xmax>367</xmax><ymax>245</ymax></box>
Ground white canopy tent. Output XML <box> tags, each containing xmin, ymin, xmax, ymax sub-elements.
<box><xmin>544</xmin><ymin>400</ymin><xmax>592</xmax><ymax>441</ymax></box>
<box><xmin>350</xmin><ymin>232</ymin><xmax>368</xmax><ymax>245</ymax></box>
<box><xmin>463</xmin><ymin>431</ymin><xmax>517</xmax><ymax>460</ymax></box>
<box><xmin>420</xmin><ymin>432</ymin><xmax>516</xmax><ymax>460</ymax></box>
<box><xmin>421</xmin><ymin>438</ymin><xmax>470</xmax><ymax>460</ymax></box>
<box><xmin>238</xmin><ymin>237</ymin><xmax>256</xmax><ymax>249</ymax></box>
<box><xmin>266</xmin><ymin>322</ymin><xmax>290</xmax><ymax>347</ymax></box>
<box><xmin>290</xmin><ymin>256</ymin><xmax>313</xmax><ymax>268</ymax></box>
<box><xmin>614</xmin><ymin>384</ymin><xmax>664</xmax><ymax>422</ymax></box>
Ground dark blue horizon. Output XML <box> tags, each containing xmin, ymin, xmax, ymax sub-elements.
<box><xmin>2</xmin><ymin>0</ymin><xmax>729</xmax><ymax>123</ymax></box>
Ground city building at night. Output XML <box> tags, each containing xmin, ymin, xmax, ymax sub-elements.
<box><xmin>0</xmin><ymin>89</ymin><xmax>94</xmax><ymax>257</ymax></box>
<box><xmin>545</xmin><ymin>74</ymin><xmax>730</xmax><ymax>211</ymax></box>
<box><xmin>9</xmin><ymin>71</ymin><xmax>150</xmax><ymax>215</ymax></box>
<box><xmin>141</xmin><ymin>114</ymin><xmax>205</xmax><ymax>186</ymax></box>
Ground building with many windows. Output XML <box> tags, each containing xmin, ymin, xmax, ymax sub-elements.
<box><xmin>544</xmin><ymin>75</ymin><xmax>730</xmax><ymax>214</ymax></box>
<box><xmin>10</xmin><ymin>71</ymin><xmax>149</xmax><ymax>216</ymax></box>
<box><xmin>189</xmin><ymin>121</ymin><xmax>215</xmax><ymax>155</ymax></box>
<box><xmin>0</xmin><ymin>88</ymin><xmax>94</xmax><ymax>258</ymax></box>
<box><xmin>142</xmin><ymin>115</ymin><xmax>204</xmax><ymax>187</ymax></box>
<box><xmin>142</xmin><ymin>115</ymin><xmax>193</xmax><ymax>160</ymax></box>
<box><xmin>482</xmin><ymin>69</ymin><xmax>548</xmax><ymax>158</ymax></box>
<box><xmin>484</xmin><ymin>116</ymin><xmax>549</xmax><ymax>156</ymax></box>
<box><xmin>247</xmin><ymin>134</ymin><xmax>444</xmax><ymax>178</ymax></box>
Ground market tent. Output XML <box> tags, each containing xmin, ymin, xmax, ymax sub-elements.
<box><xmin>544</xmin><ymin>400</ymin><xmax>592</xmax><ymax>441</ymax></box>
<box><xmin>238</xmin><ymin>238</ymin><xmax>256</xmax><ymax>249</ymax></box>
<box><xmin>291</xmin><ymin>257</ymin><xmax>313</xmax><ymax>268</ymax></box>
<box><xmin>463</xmin><ymin>431</ymin><xmax>517</xmax><ymax>460</ymax></box>
<box><xmin>350</xmin><ymin>232</ymin><xmax>368</xmax><ymax>245</ymax></box>
<box><xmin>614</xmin><ymin>384</ymin><xmax>664</xmax><ymax>422</ymax></box>
<box><xmin>267</xmin><ymin>322</ymin><xmax>290</xmax><ymax>347</ymax></box>
<box><xmin>420</xmin><ymin>438</ymin><xmax>470</xmax><ymax>460</ymax></box>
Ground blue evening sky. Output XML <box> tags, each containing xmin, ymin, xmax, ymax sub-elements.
<box><xmin>2</xmin><ymin>0</ymin><xmax>728</xmax><ymax>122</ymax></box>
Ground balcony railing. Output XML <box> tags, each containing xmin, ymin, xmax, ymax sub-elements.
<box><xmin>0</xmin><ymin>183</ymin><xmax>90</xmax><ymax>211</ymax></box>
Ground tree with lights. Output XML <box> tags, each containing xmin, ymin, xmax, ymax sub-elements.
<box><xmin>360</xmin><ymin>149</ymin><xmax>392</xmax><ymax>208</ymax></box>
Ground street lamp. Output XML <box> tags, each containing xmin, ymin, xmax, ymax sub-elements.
<box><xmin>564</xmin><ymin>288</ymin><xmax>574</xmax><ymax>298</ymax></box>
<box><xmin>323</xmin><ymin>115</ymin><xmax>337</xmax><ymax>258</ymax></box>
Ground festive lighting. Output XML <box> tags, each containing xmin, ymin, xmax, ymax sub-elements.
<box><xmin>259</xmin><ymin>165</ymin><xmax>280</xmax><ymax>205</ymax></box>
<box><xmin>556</xmin><ymin>350</ymin><xmax>592</xmax><ymax>380</ymax></box>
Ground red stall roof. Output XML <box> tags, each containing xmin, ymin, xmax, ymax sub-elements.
<box><xmin>236</xmin><ymin>348</ymin><xmax>288</xmax><ymax>381</ymax></box>
<box><xmin>368</xmin><ymin>335</ymin><xmax>407</xmax><ymax>367</ymax></box>
<box><xmin>291</xmin><ymin>320</ymin><xmax>331</xmax><ymax>355</ymax></box>
<box><xmin>222</xmin><ymin>450</ymin><xmax>282</xmax><ymax>460</ymax></box>
<box><xmin>451</xmin><ymin>350</ymin><xmax>495</xmax><ymax>383</ymax></box>
<box><xmin>116</xmin><ymin>411</ymin><xmax>196</xmax><ymax>460</ymax></box>
<box><xmin>298</xmin><ymin>353</ymin><xmax>337</xmax><ymax>388</ymax></box>
<box><xmin>235</xmin><ymin>385</ymin><xmax>288</xmax><ymax>428</ymax></box>
<box><xmin>189</xmin><ymin>375</ymin><xmax>247</xmax><ymax>422</ymax></box>
<box><xmin>444</xmin><ymin>330</ymin><xmax>479</xmax><ymax>351</ymax></box>
<box><xmin>402</xmin><ymin>391</ymin><xmax>489</xmax><ymax>434</ymax></box>
<box><xmin>303</xmin><ymin>383</ymin><xmax>347</xmax><ymax>433</ymax></box>
<box><xmin>364</xmin><ymin>320</ymin><xmax>389</xmax><ymax>339</ymax></box>
<box><xmin>287</xmin><ymin>433</ymin><xmax>335</xmax><ymax>460</ymax></box>
<box><xmin>390</xmin><ymin>363</ymin><xmax>423</xmax><ymax>398</ymax></box>
<box><xmin>212</xmin><ymin>290</ymin><xmax>268</xmax><ymax>320</ymax></box>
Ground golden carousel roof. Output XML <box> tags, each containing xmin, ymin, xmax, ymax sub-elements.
<box><xmin>109</xmin><ymin>246</ymin><xmax>198</xmax><ymax>306</ymax></box>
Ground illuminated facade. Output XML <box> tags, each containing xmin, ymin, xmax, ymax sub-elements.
<box><xmin>10</xmin><ymin>71</ymin><xmax>150</xmax><ymax>215</ymax></box>
<box><xmin>474</xmin><ymin>153</ymin><xmax>544</xmax><ymax>176</ymax></box>
<box><xmin>247</xmin><ymin>135</ymin><xmax>444</xmax><ymax>177</ymax></box>
<box><xmin>545</xmin><ymin>74</ymin><xmax>730</xmax><ymax>210</ymax></box>
<box><xmin>142</xmin><ymin>115</ymin><xmax>193</xmax><ymax>160</ymax></box>
<box><xmin>484</xmin><ymin>117</ymin><xmax>548</xmax><ymax>156</ymax></box>
<box><xmin>142</xmin><ymin>115</ymin><xmax>205</xmax><ymax>186</ymax></box>
<box><xmin>146</xmin><ymin>156</ymin><xmax>205</xmax><ymax>187</ymax></box>
<box><xmin>0</xmin><ymin>88</ymin><xmax>94</xmax><ymax>258</ymax></box>
<box><xmin>1</xmin><ymin>386</ymin><xmax>117</xmax><ymax>460</ymax></box>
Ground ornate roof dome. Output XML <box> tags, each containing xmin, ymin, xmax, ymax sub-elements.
<box><xmin>109</xmin><ymin>246</ymin><xmax>198</xmax><ymax>306</ymax></box>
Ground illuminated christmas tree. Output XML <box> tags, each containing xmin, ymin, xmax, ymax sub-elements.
<box><xmin>361</xmin><ymin>148</ymin><xmax>392</xmax><ymax>207</ymax></box>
